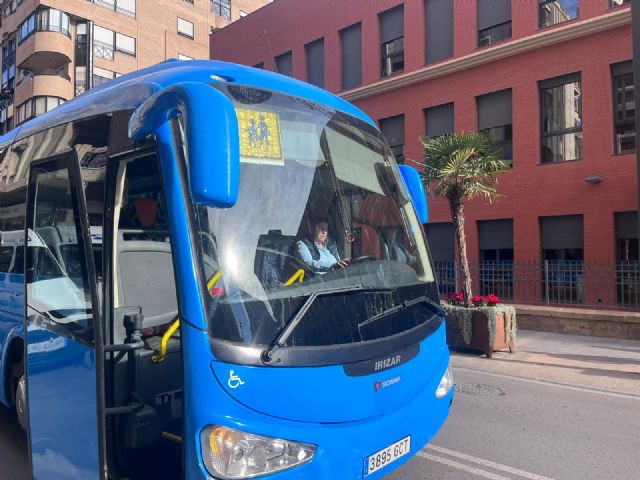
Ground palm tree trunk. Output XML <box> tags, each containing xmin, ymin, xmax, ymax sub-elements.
<box><xmin>450</xmin><ymin>197</ymin><xmax>473</xmax><ymax>305</ymax></box>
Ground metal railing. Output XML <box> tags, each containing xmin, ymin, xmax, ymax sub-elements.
<box><xmin>433</xmin><ymin>260</ymin><xmax>640</xmax><ymax>308</ymax></box>
<box><xmin>91</xmin><ymin>0</ymin><xmax>136</xmax><ymax>18</ymax></box>
<box><xmin>93</xmin><ymin>40</ymin><xmax>114</xmax><ymax>61</ymax></box>
<box><xmin>75</xmin><ymin>79</ymin><xmax>86</xmax><ymax>96</ymax></box>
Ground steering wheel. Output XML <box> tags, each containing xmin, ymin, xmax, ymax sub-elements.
<box><xmin>257</xmin><ymin>247</ymin><xmax>317</xmax><ymax>279</ymax></box>
<box><xmin>350</xmin><ymin>255</ymin><xmax>376</xmax><ymax>264</ymax></box>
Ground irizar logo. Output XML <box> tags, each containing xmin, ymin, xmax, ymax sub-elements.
<box><xmin>374</xmin><ymin>355</ymin><xmax>401</xmax><ymax>372</ymax></box>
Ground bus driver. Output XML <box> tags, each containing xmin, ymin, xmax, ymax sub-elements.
<box><xmin>296</xmin><ymin>220</ymin><xmax>350</xmax><ymax>273</ymax></box>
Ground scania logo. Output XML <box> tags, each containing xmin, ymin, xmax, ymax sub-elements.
<box><xmin>374</xmin><ymin>376</ymin><xmax>401</xmax><ymax>392</ymax></box>
<box><xmin>374</xmin><ymin>355</ymin><xmax>401</xmax><ymax>372</ymax></box>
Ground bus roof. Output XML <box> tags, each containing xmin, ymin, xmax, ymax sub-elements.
<box><xmin>0</xmin><ymin>59</ymin><xmax>375</xmax><ymax>147</ymax></box>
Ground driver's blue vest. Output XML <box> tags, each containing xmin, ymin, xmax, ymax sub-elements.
<box><xmin>300</xmin><ymin>238</ymin><xmax>340</xmax><ymax>262</ymax></box>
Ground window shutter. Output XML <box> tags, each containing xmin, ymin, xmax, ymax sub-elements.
<box><xmin>478</xmin><ymin>89</ymin><xmax>512</xmax><ymax>130</ymax></box>
<box><xmin>540</xmin><ymin>215</ymin><xmax>583</xmax><ymax>250</ymax></box>
<box><xmin>478</xmin><ymin>219</ymin><xmax>513</xmax><ymax>250</ymax></box>
<box><xmin>380</xmin><ymin>5</ymin><xmax>404</xmax><ymax>44</ymax></box>
<box><xmin>425</xmin><ymin>103</ymin><xmax>454</xmax><ymax>137</ymax></box>
<box><xmin>379</xmin><ymin>115</ymin><xmax>404</xmax><ymax>148</ymax></box>
<box><xmin>477</xmin><ymin>0</ymin><xmax>511</xmax><ymax>31</ymax></box>
<box><xmin>341</xmin><ymin>23</ymin><xmax>362</xmax><ymax>89</ymax></box>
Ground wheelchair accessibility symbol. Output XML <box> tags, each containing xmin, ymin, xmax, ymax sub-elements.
<box><xmin>228</xmin><ymin>370</ymin><xmax>245</xmax><ymax>389</ymax></box>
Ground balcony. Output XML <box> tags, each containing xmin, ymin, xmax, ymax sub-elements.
<box><xmin>13</xmin><ymin>72</ymin><xmax>72</xmax><ymax>107</ymax></box>
<box><xmin>16</xmin><ymin>30</ymin><xmax>73</xmax><ymax>72</ymax></box>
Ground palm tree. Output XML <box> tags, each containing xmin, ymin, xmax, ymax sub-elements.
<box><xmin>422</xmin><ymin>132</ymin><xmax>510</xmax><ymax>305</ymax></box>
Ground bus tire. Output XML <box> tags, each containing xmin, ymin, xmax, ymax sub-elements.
<box><xmin>11</xmin><ymin>361</ymin><xmax>27</xmax><ymax>431</ymax></box>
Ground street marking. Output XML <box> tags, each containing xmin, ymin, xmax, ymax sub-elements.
<box><xmin>426</xmin><ymin>445</ymin><xmax>557</xmax><ymax>480</ymax></box>
<box><xmin>417</xmin><ymin>452</ymin><xmax>512</xmax><ymax>480</ymax></box>
<box><xmin>453</xmin><ymin>366</ymin><xmax>640</xmax><ymax>401</ymax></box>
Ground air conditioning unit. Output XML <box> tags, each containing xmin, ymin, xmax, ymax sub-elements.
<box><xmin>616</xmin><ymin>132</ymin><xmax>635</xmax><ymax>153</ymax></box>
<box><xmin>479</xmin><ymin>34</ymin><xmax>493</xmax><ymax>46</ymax></box>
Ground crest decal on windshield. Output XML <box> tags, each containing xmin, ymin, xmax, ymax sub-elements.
<box><xmin>237</xmin><ymin>109</ymin><xmax>284</xmax><ymax>165</ymax></box>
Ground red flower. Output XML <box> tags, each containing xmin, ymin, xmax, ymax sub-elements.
<box><xmin>484</xmin><ymin>294</ymin><xmax>501</xmax><ymax>306</ymax></box>
<box><xmin>445</xmin><ymin>292</ymin><xmax>465</xmax><ymax>305</ymax></box>
<box><xmin>471</xmin><ymin>296</ymin><xmax>485</xmax><ymax>305</ymax></box>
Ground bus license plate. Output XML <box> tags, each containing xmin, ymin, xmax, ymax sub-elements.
<box><xmin>363</xmin><ymin>435</ymin><xmax>411</xmax><ymax>477</ymax></box>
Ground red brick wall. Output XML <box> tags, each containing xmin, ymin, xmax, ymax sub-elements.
<box><xmin>211</xmin><ymin>1</ymin><xmax>636</xmax><ymax>265</ymax></box>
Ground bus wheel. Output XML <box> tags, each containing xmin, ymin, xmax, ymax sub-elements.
<box><xmin>15</xmin><ymin>374</ymin><xmax>27</xmax><ymax>430</ymax></box>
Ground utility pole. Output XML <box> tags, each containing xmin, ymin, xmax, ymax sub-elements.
<box><xmin>633</xmin><ymin>0</ymin><xmax>640</xmax><ymax>260</ymax></box>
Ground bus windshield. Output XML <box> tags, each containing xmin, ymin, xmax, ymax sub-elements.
<box><xmin>193</xmin><ymin>84</ymin><xmax>437</xmax><ymax>352</ymax></box>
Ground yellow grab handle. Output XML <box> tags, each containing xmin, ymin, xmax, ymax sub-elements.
<box><xmin>152</xmin><ymin>318</ymin><xmax>181</xmax><ymax>363</ymax></box>
<box><xmin>207</xmin><ymin>271</ymin><xmax>222</xmax><ymax>291</ymax></box>
<box><xmin>283</xmin><ymin>269</ymin><xmax>304</xmax><ymax>286</ymax></box>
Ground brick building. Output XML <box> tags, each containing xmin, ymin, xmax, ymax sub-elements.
<box><xmin>210</xmin><ymin>0</ymin><xmax>640</xmax><ymax>311</ymax></box>
<box><xmin>0</xmin><ymin>0</ymin><xmax>268</xmax><ymax>133</ymax></box>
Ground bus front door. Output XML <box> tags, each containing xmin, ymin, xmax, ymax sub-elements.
<box><xmin>25</xmin><ymin>152</ymin><xmax>104</xmax><ymax>479</ymax></box>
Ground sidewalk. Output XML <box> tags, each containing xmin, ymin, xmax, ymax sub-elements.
<box><xmin>449</xmin><ymin>330</ymin><xmax>640</xmax><ymax>397</ymax></box>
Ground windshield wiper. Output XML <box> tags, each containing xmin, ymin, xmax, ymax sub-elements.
<box><xmin>261</xmin><ymin>284</ymin><xmax>368</xmax><ymax>363</ymax></box>
<box><xmin>357</xmin><ymin>295</ymin><xmax>445</xmax><ymax>330</ymax></box>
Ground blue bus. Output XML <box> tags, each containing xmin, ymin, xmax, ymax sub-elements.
<box><xmin>0</xmin><ymin>60</ymin><xmax>453</xmax><ymax>479</ymax></box>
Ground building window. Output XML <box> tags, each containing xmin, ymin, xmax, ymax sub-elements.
<box><xmin>92</xmin><ymin>66</ymin><xmax>115</xmax><ymax>87</ymax></box>
<box><xmin>89</xmin><ymin>0</ymin><xmax>136</xmax><ymax>18</ymax></box>
<box><xmin>540</xmin><ymin>72</ymin><xmax>582</xmax><ymax>163</ymax></box>
<box><xmin>379</xmin><ymin>115</ymin><xmax>405</xmax><ymax>163</ymax></box>
<box><xmin>609</xmin><ymin>0</ymin><xmax>629</xmax><ymax>7</ymax></box>
<box><xmin>425</xmin><ymin>0</ymin><xmax>453</xmax><ymax>64</ymax></box>
<box><xmin>94</xmin><ymin>25</ymin><xmax>115</xmax><ymax>60</ymax></box>
<box><xmin>3</xmin><ymin>0</ymin><xmax>25</xmax><ymax>17</ymax></box>
<box><xmin>478</xmin><ymin>219</ymin><xmax>514</xmax><ymax>300</ymax></box>
<box><xmin>2</xmin><ymin>38</ymin><xmax>16</xmax><ymax>91</ymax></box>
<box><xmin>615</xmin><ymin>212</ymin><xmax>638</xmax><ymax>262</ymax></box>
<box><xmin>178</xmin><ymin>53</ymin><xmax>193</xmax><ymax>60</ymax></box>
<box><xmin>477</xmin><ymin>89</ymin><xmax>513</xmax><ymax>162</ymax></box>
<box><xmin>177</xmin><ymin>18</ymin><xmax>194</xmax><ymax>39</ymax></box>
<box><xmin>477</xmin><ymin>0</ymin><xmax>511</xmax><ymax>46</ymax></box>
<box><xmin>380</xmin><ymin>5</ymin><xmax>404</xmax><ymax>77</ymax></box>
<box><xmin>15</xmin><ymin>96</ymin><xmax>64</xmax><ymax>124</ymax></box>
<box><xmin>425</xmin><ymin>102</ymin><xmax>454</xmax><ymax>138</ymax></box>
<box><xmin>612</xmin><ymin>61</ymin><xmax>634</xmax><ymax>154</ymax></box>
<box><xmin>211</xmin><ymin>0</ymin><xmax>231</xmax><ymax>21</ymax></box>
<box><xmin>115</xmin><ymin>32</ymin><xmax>136</xmax><ymax>56</ymax></box>
<box><xmin>540</xmin><ymin>214</ymin><xmax>584</xmax><ymax>304</ymax></box>
<box><xmin>18</xmin><ymin>9</ymin><xmax>71</xmax><ymax>44</ymax></box>
<box><xmin>614</xmin><ymin>211</ymin><xmax>639</xmax><ymax>307</ymax></box>
<box><xmin>425</xmin><ymin>222</ymin><xmax>456</xmax><ymax>294</ymax></box>
<box><xmin>539</xmin><ymin>0</ymin><xmax>578</xmax><ymax>28</ymax></box>
<box><xmin>305</xmin><ymin>38</ymin><xmax>324</xmax><ymax>88</ymax></box>
<box><xmin>275</xmin><ymin>51</ymin><xmax>292</xmax><ymax>77</ymax></box>
<box><xmin>340</xmin><ymin>22</ymin><xmax>362</xmax><ymax>90</ymax></box>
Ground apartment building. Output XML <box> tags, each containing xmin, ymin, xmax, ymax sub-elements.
<box><xmin>210</xmin><ymin>0</ymin><xmax>639</xmax><ymax>311</ymax></box>
<box><xmin>0</xmin><ymin>0</ymin><xmax>268</xmax><ymax>133</ymax></box>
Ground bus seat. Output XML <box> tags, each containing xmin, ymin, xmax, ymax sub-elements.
<box><xmin>132</xmin><ymin>199</ymin><xmax>159</xmax><ymax>228</ymax></box>
<box><xmin>117</xmin><ymin>240</ymin><xmax>178</xmax><ymax>332</ymax></box>
<box><xmin>254</xmin><ymin>230</ymin><xmax>298</xmax><ymax>288</ymax></box>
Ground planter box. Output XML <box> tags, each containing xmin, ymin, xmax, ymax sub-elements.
<box><xmin>445</xmin><ymin>307</ymin><xmax>516</xmax><ymax>358</ymax></box>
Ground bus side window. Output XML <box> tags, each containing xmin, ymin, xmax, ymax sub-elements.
<box><xmin>12</xmin><ymin>247</ymin><xmax>24</xmax><ymax>275</ymax></box>
<box><xmin>0</xmin><ymin>247</ymin><xmax>12</xmax><ymax>273</ymax></box>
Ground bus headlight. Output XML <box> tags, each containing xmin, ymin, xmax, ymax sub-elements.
<box><xmin>200</xmin><ymin>425</ymin><xmax>315</xmax><ymax>479</ymax></box>
<box><xmin>435</xmin><ymin>367</ymin><xmax>454</xmax><ymax>400</ymax></box>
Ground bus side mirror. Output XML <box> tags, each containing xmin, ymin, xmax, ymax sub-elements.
<box><xmin>129</xmin><ymin>82</ymin><xmax>240</xmax><ymax>207</ymax></box>
<box><xmin>398</xmin><ymin>165</ymin><xmax>428</xmax><ymax>224</ymax></box>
